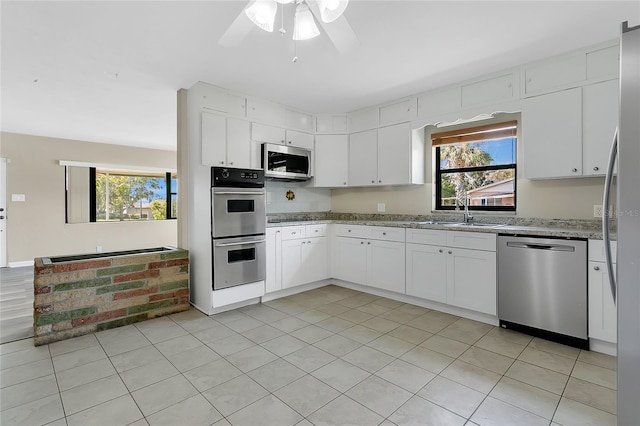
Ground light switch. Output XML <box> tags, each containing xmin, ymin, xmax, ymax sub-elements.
<box><xmin>11</xmin><ymin>194</ymin><xmax>26</xmax><ymax>202</ymax></box>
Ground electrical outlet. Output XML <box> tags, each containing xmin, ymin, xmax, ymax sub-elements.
<box><xmin>96</xmin><ymin>245</ymin><xmax>102</xmax><ymax>253</ymax></box>
<box><xmin>377</xmin><ymin>203</ymin><xmax>386</xmax><ymax>213</ymax></box>
<box><xmin>594</xmin><ymin>205</ymin><xmax>604</xmax><ymax>218</ymax></box>
<box><xmin>11</xmin><ymin>194</ymin><xmax>25</xmax><ymax>202</ymax></box>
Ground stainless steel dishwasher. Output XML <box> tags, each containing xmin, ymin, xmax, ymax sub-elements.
<box><xmin>497</xmin><ymin>235</ymin><xmax>588</xmax><ymax>349</ymax></box>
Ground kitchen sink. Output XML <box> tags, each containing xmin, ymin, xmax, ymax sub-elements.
<box><xmin>445</xmin><ymin>222</ymin><xmax>505</xmax><ymax>228</ymax></box>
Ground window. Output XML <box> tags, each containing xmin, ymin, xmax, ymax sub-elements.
<box><xmin>433</xmin><ymin>121</ymin><xmax>517</xmax><ymax>212</ymax></box>
<box><xmin>89</xmin><ymin>168</ymin><xmax>177</xmax><ymax>222</ymax></box>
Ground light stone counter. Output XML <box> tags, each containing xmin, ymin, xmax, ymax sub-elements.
<box><xmin>266</xmin><ymin>213</ymin><xmax>612</xmax><ymax>240</ymax></box>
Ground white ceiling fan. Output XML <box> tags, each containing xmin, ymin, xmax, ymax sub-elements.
<box><xmin>219</xmin><ymin>0</ymin><xmax>360</xmax><ymax>56</ymax></box>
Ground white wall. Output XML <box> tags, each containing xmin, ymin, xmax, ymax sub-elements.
<box><xmin>266</xmin><ymin>180</ymin><xmax>330</xmax><ymax>214</ymax></box>
<box><xmin>0</xmin><ymin>132</ymin><xmax>178</xmax><ymax>264</ymax></box>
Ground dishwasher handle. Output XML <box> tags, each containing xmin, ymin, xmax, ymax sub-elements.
<box><xmin>506</xmin><ymin>242</ymin><xmax>575</xmax><ymax>252</ymax></box>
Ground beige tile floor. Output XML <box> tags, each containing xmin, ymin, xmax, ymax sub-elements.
<box><xmin>0</xmin><ymin>285</ymin><xmax>617</xmax><ymax>426</ymax></box>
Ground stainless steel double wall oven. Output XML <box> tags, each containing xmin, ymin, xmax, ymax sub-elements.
<box><xmin>211</xmin><ymin>167</ymin><xmax>266</xmax><ymax>291</ymax></box>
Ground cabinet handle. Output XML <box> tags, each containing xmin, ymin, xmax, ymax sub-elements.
<box><xmin>368</xmin><ymin>242</ymin><xmax>371</xmax><ymax>245</ymax></box>
<box><xmin>302</xmin><ymin>241</ymin><xmax>306</xmax><ymax>245</ymax></box>
<box><xmin>378</xmin><ymin>180</ymin><xmax>382</xmax><ymax>183</ymax></box>
<box><xmin>593</xmin><ymin>166</ymin><xmax>599</xmax><ymax>171</ymax></box>
<box><xmin>281</xmin><ymin>140</ymin><xmax>285</xmax><ymax>144</ymax></box>
<box><xmin>572</xmin><ymin>168</ymin><xmax>578</xmax><ymax>172</ymax></box>
<box><xmin>371</xmin><ymin>180</ymin><xmax>375</xmax><ymax>183</ymax></box>
<box><xmin>315</xmin><ymin>229</ymin><xmax>319</xmax><ymax>233</ymax></box>
<box><xmin>343</xmin><ymin>182</ymin><xmax>347</xmax><ymax>185</ymax></box>
<box><xmin>439</xmin><ymin>249</ymin><xmax>443</xmax><ymax>253</ymax></box>
<box><xmin>448</xmin><ymin>250</ymin><xmax>452</xmax><ymax>254</ymax></box>
<box><xmin>288</xmin><ymin>141</ymin><xmax>292</xmax><ymax>144</ymax></box>
<box><xmin>291</xmin><ymin>232</ymin><xmax>296</xmax><ymax>235</ymax></box>
<box><xmin>348</xmin><ymin>229</ymin><xmax>351</xmax><ymax>232</ymax></box>
<box><xmin>229</xmin><ymin>161</ymin><xmax>234</xmax><ymax>165</ymax></box>
<box><xmin>382</xmin><ymin>232</ymin><xmax>386</xmax><ymax>235</ymax></box>
<box><xmin>594</xmin><ymin>265</ymin><xmax>600</xmax><ymax>271</ymax></box>
<box><xmin>308</xmin><ymin>241</ymin><xmax>311</xmax><ymax>244</ymax></box>
<box><xmin>220</xmin><ymin>161</ymin><xmax>225</xmax><ymax>164</ymax></box>
<box><xmin>360</xmin><ymin>241</ymin><xmax>364</xmax><ymax>244</ymax></box>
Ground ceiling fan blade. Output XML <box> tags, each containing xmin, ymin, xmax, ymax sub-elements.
<box><xmin>218</xmin><ymin>7</ymin><xmax>254</xmax><ymax>47</ymax></box>
<box><xmin>307</xmin><ymin>1</ymin><xmax>360</xmax><ymax>55</ymax></box>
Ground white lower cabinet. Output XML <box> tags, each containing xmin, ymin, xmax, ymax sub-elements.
<box><xmin>266</xmin><ymin>225</ymin><xmax>329</xmax><ymax>293</ymax></box>
<box><xmin>588</xmin><ymin>240</ymin><xmax>617</xmax><ymax>343</ymax></box>
<box><xmin>334</xmin><ymin>225</ymin><xmax>405</xmax><ymax>293</ymax></box>
<box><xmin>406</xmin><ymin>229</ymin><xmax>496</xmax><ymax>315</ymax></box>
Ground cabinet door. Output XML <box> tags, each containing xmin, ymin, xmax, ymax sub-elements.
<box><xmin>252</xmin><ymin>123</ymin><xmax>285</xmax><ymax>144</ymax></box>
<box><xmin>377</xmin><ymin>122</ymin><xmax>411</xmax><ymax>185</ymax></box>
<box><xmin>285</xmin><ymin>130</ymin><xmax>314</xmax><ymax>150</ymax></box>
<box><xmin>367</xmin><ymin>240</ymin><xmax>405</xmax><ymax>294</ymax></box>
<box><xmin>588</xmin><ymin>261</ymin><xmax>617</xmax><ymax>343</ymax></box>
<box><xmin>315</xmin><ymin>134</ymin><xmax>349</xmax><ymax>187</ymax></box>
<box><xmin>461</xmin><ymin>74</ymin><xmax>515</xmax><ymax>108</ymax></box>
<box><xmin>447</xmin><ymin>248</ymin><xmax>496</xmax><ymax>315</ymax></box>
<box><xmin>524</xmin><ymin>54</ymin><xmax>586</xmax><ymax>95</ymax></box>
<box><xmin>201</xmin><ymin>112</ymin><xmax>227</xmax><ymax>166</ymax></box>
<box><xmin>406</xmin><ymin>243</ymin><xmax>447</xmax><ymax>303</ymax></box>
<box><xmin>349</xmin><ymin>129</ymin><xmax>378</xmax><ymax>186</ymax></box>
<box><xmin>583</xmin><ymin>79</ymin><xmax>619</xmax><ymax>176</ymax></box>
<box><xmin>265</xmin><ymin>228</ymin><xmax>282</xmax><ymax>293</ymax></box>
<box><xmin>303</xmin><ymin>237</ymin><xmax>329</xmax><ymax>283</ymax></box>
<box><xmin>281</xmin><ymin>239</ymin><xmax>304</xmax><ymax>289</ymax></box>
<box><xmin>226</xmin><ymin>118</ymin><xmax>251</xmax><ymax>168</ymax></box>
<box><xmin>522</xmin><ymin>88</ymin><xmax>582</xmax><ymax>179</ymax></box>
<box><xmin>334</xmin><ymin>237</ymin><xmax>367</xmax><ymax>285</ymax></box>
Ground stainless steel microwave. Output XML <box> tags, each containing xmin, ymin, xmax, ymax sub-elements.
<box><xmin>261</xmin><ymin>143</ymin><xmax>312</xmax><ymax>181</ymax></box>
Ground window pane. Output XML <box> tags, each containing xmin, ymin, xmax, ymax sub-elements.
<box><xmin>439</xmin><ymin>137</ymin><xmax>516</xmax><ymax>170</ymax></box>
<box><xmin>170</xmin><ymin>194</ymin><xmax>178</xmax><ymax>219</ymax></box>
<box><xmin>95</xmin><ymin>172</ymin><xmax>167</xmax><ymax>221</ymax></box>
<box><xmin>440</xmin><ymin>169</ymin><xmax>515</xmax><ymax>207</ymax></box>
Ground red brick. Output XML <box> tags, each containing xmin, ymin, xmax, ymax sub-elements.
<box><xmin>112</xmin><ymin>286</ymin><xmax>158</xmax><ymax>300</ymax></box>
<box><xmin>148</xmin><ymin>258</ymin><xmax>189</xmax><ymax>269</ymax></box>
<box><xmin>53</xmin><ymin>259</ymin><xmax>112</xmax><ymax>273</ymax></box>
<box><xmin>35</xmin><ymin>286</ymin><xmax>51</xmax><ymax>295</ymax></box>
<box><xmin>149</xmin><ymin>288</ymin><xmax>189</xmax><ymax>302</ymax></box>
<box><xmin>71</xmin><ymin>309</ymin><xmax>127</xmax><ymax>326</ymax></box>
<box><xmin>113</xmin><ymin>269</ymin><xmax>159</xmax><ymax>283</ymax></box>
<box><xmin>35</xmin><ymin>304</ymin><xmax>53</xmax><ymax>314</ymax></box>
<box><xmin>35</xmin><ymin>265</ymin><xmax>54</xmax><ymax>275</ymax></box>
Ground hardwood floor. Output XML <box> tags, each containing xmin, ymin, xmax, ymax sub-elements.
<box><xmin>0</xmin><ymin>266</ymin><xmax>34</xmax><ymax>344</ymax></box>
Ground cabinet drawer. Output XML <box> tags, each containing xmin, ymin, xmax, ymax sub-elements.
<box><xmin>369</xmin><ymin>226</ymin><xmax>405</xmax><ymax>242</ymax></box>
<box><xmin>589</xmin><ymin>239</ymin><xmax>617</xmax><ymax>263</ymax></box>
<box><xmin>280</xmin><ymin>226</ymin><xmax>305</xmax><ymax>240</ymax></box>
<box><xmin>305</xmin><ymin>224</ymin><xmax>327</xmax><ymax>238</ymax></box>
<box><xmin>334</xmin><ymin>224</ymin><xmax>369</xmax><ymax>239</ymax></box>
<box><xmin>417</xmin><ymin>87</ymin><xmax>461</xmax><ymax>119</ymax></box>
<box><xmin>251</xmin><ymin>123</ymin><xmax>285</xmax><ymax>144</ymax></box>
<box><xmin>446</xmin><ymin>231</ymin><xmax>496</xmax><ymax>251</ymax></box>
<box><xmin>406</xmin><ymin>228</ymin><xmax>447</xmax><ymax>246</ymax></box>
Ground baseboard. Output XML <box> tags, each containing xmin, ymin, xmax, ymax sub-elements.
<box><xmin>8</xmin><ymin>260</ymin><xmax>34</xmax><ymax>268</ymax></box>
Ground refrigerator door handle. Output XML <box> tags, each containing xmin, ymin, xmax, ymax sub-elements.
<box><xmin>602</xmin><ymin>127</ymin><xmax>618</xmax><ymax>304</ymax></box>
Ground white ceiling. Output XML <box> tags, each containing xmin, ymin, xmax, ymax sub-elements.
<box><xmin>1</xmin><ymin>1</ymin><xmax>639</xmax><ymax>152</ymax></box>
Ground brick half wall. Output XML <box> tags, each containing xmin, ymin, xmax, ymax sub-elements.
<box><xmin>33</xmin><ymin>248</ymin><xmax>189</xmax><ymax>346</ymax></box>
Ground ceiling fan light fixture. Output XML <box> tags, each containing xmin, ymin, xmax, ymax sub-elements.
<box><xmin>318</xmin><ymin>0</ymin><xmax>348</xmax><ymax>23</ymax></box>
<box><xmin>293</xmin><ymin>3</ymin><xmax>320</xmax><ymax>40</ymax></box>
<box><xmin>245</xmin><ymin>0</ymin><xmax>278</xmax><ymax>32</ymax></box>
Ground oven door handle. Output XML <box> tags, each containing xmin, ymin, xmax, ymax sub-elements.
<box><xmin>215</xmin><ymin>239</ymin><xmax>266</xmax><ymax>247</ymax></box>
<box><xmin>213</xmin><ymin>191</ymin><xmax>265</xmax><ymax>196</ymax></box>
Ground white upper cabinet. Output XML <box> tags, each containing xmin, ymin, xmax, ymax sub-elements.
<box><xmin>201</xmin><ymin>112</ymin><xmax>251</xmax><ymax>168</ymax></box>
<box><xmin>316</xmin><ymin>114</ymin><xmax>348</xmax><ymax>133</ymax></box>
<box><xmin>379</xmin><ymin>99</ymin><xmax>417</xmax><ymax>127</ymax></box>
<box><xmin>523</xmin><ymin>53</ymin><xmax>586</xmax><ymax>95</ymax></box>
<box><xmin>461</xmin><ymin>74</ymin><xmax>516</xmax><ymax>108</ymax></box>
<box><xmin>377</xmin><ymin>122</ymin><xmax>412</xmax><ymax>185</ymax></box>
<box><xmin>199</xmin><ymin>86</ymin><xmax>247</xmax><ymax>117</ymax></box>
<box><xmin>349</xmin><ymin>129</ymin><xmax>378</xmax><ymax>186</ymax></box>
<box><xmin>247</xmin><ymin>98</ymin><xmax>314</xmax><ymax>132</ymax></box>
<box><xmin>587</xmin><ymin>45</ymin><xmax>620</xmax><ymax>81</ymax></box>
<box><xmin>583</xmin><ymin>79</ymin><xmax>619</xmax><ymax>176</ymax></box>
<box><xmin>349</xmin><ymin>108</ymin><xmax>379</xmax><ymax>133</ymax></box>
<box><xmin>251</xmin><ymin>122</ymin><xmax>285</xmax><ymax>145</ymax></box>
<box><xmin>522</xmin><ymin>88</ymin><xmax>583</xmax><ymax>179</ymax></box>
<box><xmin>418</xmin><ymin>86</ymin><xmax>461</xmax><ymax>120</ymax></box>
<box><xmin>284</xmin><ymin>129</ymin><xmax>314</xmax><ymax>150</ymax></box>
<box><xmin>315</xmin><ymin>134</ymin><xmax>349</xmax><ymax>187</ymax></box>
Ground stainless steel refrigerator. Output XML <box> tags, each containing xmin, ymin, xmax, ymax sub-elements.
<box><xmin>602</xmin><ymin>21</ymin><xmax>640</xmax><ymax>424</ymax></box>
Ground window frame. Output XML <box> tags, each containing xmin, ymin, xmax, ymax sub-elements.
<box><xmin>89</xmin><ymin>168</ymin><xmax>177</xmax><ymax>222</ymax></box>
<box><xmin>433</xmin><ymin>121</ymin><xmax>517</xmax><ymax>212</ymax></box>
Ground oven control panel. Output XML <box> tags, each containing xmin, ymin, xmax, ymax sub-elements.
<box><xmin>212</xmin><ymin>167</ymin><xmax>264</xmax><ymax>188</ymax></box>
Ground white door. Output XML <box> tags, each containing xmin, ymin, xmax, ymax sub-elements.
<box><xmin>333</xmin><ymin>236</ymin><xmax>367</xmax><ymax>284</ymax></box>
<box><xmin>281</xmin><ymin>239</ymin><xmax>304</xmax><ymax>289</ymax></box>
<box><xmin>303</xmin><ymin>237</ymin><xmax>328</xmax><ymax>283</ymax></box>
<box><xmin>0</xmin><ymin>158</ymin><xmax>6</xmax><ymax>267</ymax></box>
<box><xmin>377</xmin><ymin>122</ymin><xmax>411</xmax><ymax>185</ymax></box>
<box><xmin>367</xmin><ymin>240</ymin><xmax>405</xmax><ymax>293</ymax></box>
<box><xmin>348</xmin><ymin>130</ymin><xmax>378</xmax><ymax>186</ymax></box>
<box><xmin>406</xmin><ymin>243</ymin><xmax>447</xmax><ymax>303</ymax></box>
<box><xmin>447</xmin><ymin>248</ymin><xmax>496</xmax><ymax>315</ymax></box>
<box><xmin>226</xmin><ymin>118</ymin><xmax>251</xmax><ymax>168</ymax></box>
<box><xmin>315</xmin><ymin>134</ymin><xmax>349</xmax><ymax>187</ymax></box>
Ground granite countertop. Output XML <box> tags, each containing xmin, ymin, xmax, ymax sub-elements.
<box><xmin>266</xmin><ymin>213</ymin><xmax>613</xmax><ymax>240</ymax></box>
